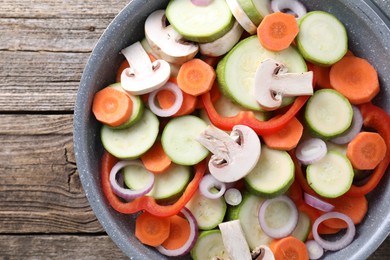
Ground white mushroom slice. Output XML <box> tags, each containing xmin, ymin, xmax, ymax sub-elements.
<box><xmin>120</xmin><ymin>41</ymin><xmax>170</xmax><ymax>95</ymax></box>
<box><xmin>226</xmin><ymin>0</ymin><xmax>257</xmax><ymax>34</ymax></box>
<box><xmin>145</xmin><ymin>10</ymin><xmax>199</xmax><ymax>65</ymax></box>
<box><xmin>197</xmin><ymin>125</ymin><xmax>261</xmax><ymax>183</ymax></box>
<box><xmin>251</xmin><ymin>245</ymin><xmax>275</xmax><ymax>260</ymax></box>
<box><xmin>219</xmin><ymin>220</ymin><xmax>252</xmax><ymax>260</ymax></box>
<box><xmin>199</xmin><ymin>21</ymin><xmax>244</xmax><ymax>57</ymax></box>
<box><xmin>140</xmin><ymin>38</ymin><xmax>181</xmax><ymax>77</ymax></box>
<box><xmin>254</xmin><ymin>58</ymin><xmax>313</xmax><ymax>111</ymax></box>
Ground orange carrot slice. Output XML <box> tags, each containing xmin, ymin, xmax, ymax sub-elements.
<box><xmin>322</xmin><ymin>195</ymin><xmax>368</xmax><ymax>229</ymax></box>
<box><xmin>92</xmin><ymin>87</ymin><xmax>133</xmax><ymax>127</ymax></box>
<box><xmin>116</xmin><ymin>60</ymin><xmax>129</xmax><ymax>83</ymax></box>
<box><xmin>257</xmin><ymin>12</ymin><xmax>299</xmax><ymax>52</ymax></box>
<box><xmin>329</xmin><ymin>56</ymin><xmax>380</xmax><ymax>104</ymax></box>
<box><xmin>177</xmin><ymin>58</ymin><xmax>216</xmax><ymax>96</ymax></box>
<box><xmin>161</xmin><ymin>215</ymin><xmax>191</xmax><ymax>250</ymax></box>
<box><xmin>141</xmin><ymin>140</ymin><xmax>172</xmax><ymax>174</ymax></box>
<box><xmin>346</xmin><ymin>131</ymin><xmax>387</xmax><ymax>170</ymax></box>
<box><xmin>135</xmin><ymin>211</ymin><xmax>171</xmax><ymax>247</ymax></box>
<box><xmin>262</xmin><ymin>116</ymin><xmax>303</xmax><ymax>150</ymax></box>
<box><xmin>156</xmin><ymin>79</ymin><xmax>198</xmax><ymax>117</ymax></box>
<box><xmin>269</xmin><ymin>236</ymin><xmax>309</xmax><ymax>260</ymax></box>
<box><xmin>310</xmin><ymin>63</ymin><xmax>333</xmax><ymax>89</ymax></box>
<box><xmin>157</xmin><ymin>89</ymin><xmax>176</xmax><ymax>110</ymax></box>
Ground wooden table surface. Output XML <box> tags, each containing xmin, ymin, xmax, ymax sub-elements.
<box><xmin>0</xmin><ymin>0</ymin><xmax>389</xmax><ymax>259</ymax></box>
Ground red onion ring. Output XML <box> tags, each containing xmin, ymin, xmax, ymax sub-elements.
<box><xmin>191</xmin><ymin>0</ymin><xmax>213</xmax><ymax>6</ymax></box>
<box><xmin>331</xmin><ymin>105</ymin><xmax>363</xmax><ymax>144</ymax></box>
<box><xmin>304</xmin><ymin>192</ymin><xmax>335</xmax><ymax>212</ymax></box>
<box><xmin>224</xmin><ymin>188</ymin><xmax>242</xmax><ymax>206</ymax></box>
<box><xmin>258</xmin><ymin>195</ymin><xmax>298</xmax><ymax>239</ymax></box>
<box><xmin>271</xmin><ymin>0</ymin><xmax>307</xmax><ymax>19</ymax></box>
<box><xmin>199</xmin><ymin>174</ymin><xmax>226</xmax><ymax>199</ymax></box>
<box><xmin>305</xmin><ymin>240</ymin><xmax>324</xmax><ymax>260</ymax></box>
<box><xmin>156</xmin><ymin>207</ymin><xmax>199</xmax><ymax>256</ymax></box>
<box><xmin>109</xmin><ymin>160</ymin><xmax>155</xmax><ymax>201</ymax></box>
<box><xmin>312</xmin><ymin>212</ymin><xmax>356</xmax><ymax>251</ymax></box>
<box><xmin>295</xmin><ymin>138</ymin><xmax>327</xmax><ymax>165</ymax></box>
<box><xmin>148</xmin><ymin>82</ymin><xmax>183</xmax><ymax>117</ymax></box>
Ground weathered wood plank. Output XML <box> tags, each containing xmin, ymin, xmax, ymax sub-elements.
<box><xmin>0</xmin><ymin>235</ymin><xmax>127</xmax><ymax>260</ymax></box>
<box><xmin>0</xmin><ymin>0</ymin><xmax>129</xmax><ymax>19</ymax></box>
<box><xmin>0</xmin><ymin>17</ymin><xmax>111</xmax><ymax>52</ymax></box>
<box><xmin>0</xmin><ymin>51</ymin><xmax>87</xmax><ymax>111</ymax></box>
<box><xmin>0</xmin><ymin>0</ymin><xmax>129</xmax><ymax>112</ymax></box>
<box><xmin>0</xmin><ymin>114</ymin><xmax>73</xmax><ymax>135</ymax></box>
<box><xmin>371</xmin><ymin>238</ymin><xmax>390</xmax><ymax>259</ymax></box>
<box><xmin>0</xmin><ymin>114</ymin><xmax>103</xmax><ymax>233</ymax></box>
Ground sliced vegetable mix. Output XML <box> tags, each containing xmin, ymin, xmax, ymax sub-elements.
<box><xmin>92</xmin><ymin>0</ymin><xmax>390</xmax><ymax>259</ymax></box>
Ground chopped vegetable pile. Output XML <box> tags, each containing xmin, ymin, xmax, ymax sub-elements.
<box><xmin>92</xmin><ymin>0</ymin><xmax>390</xmax><ymax>259</ymax></box>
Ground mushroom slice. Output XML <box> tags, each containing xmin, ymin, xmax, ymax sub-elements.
<box><xmin>251</xmin><ymin>245</ymin><xmax>275</xmax><ymax>260</ymax></box>
<box><xmin>120</xmin><ymin>41</ymin><xmax>170</xmax><ymax>95</ymax></box>
<box><xmin>254</xmin><ymin>58</ymin><xmax>313</xmax><ymax>111</ymax></box>
<box><xmin>199</xmin><ymin>21</ymin><xmax>244</xmax><ymax>57</ymax></box>
<box><xmin>219</xmin><ymin>220</ymin><xmax>252</xmax><ymax>260</ymax></box>
<box><xmin>145</xmin><ymin>10</ymin><xmax>199</xmax><ymax>65</ymax></box>
<box><xmin>197</xmin><ymin>125</ymin><xmax>261</xmax><ymax>183</ymax></box>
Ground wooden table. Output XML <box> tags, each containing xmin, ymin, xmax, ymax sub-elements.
<box><xmin>0</xmin><ymin>0</ymin><xmax>389</xmax><ymax>259</ymax></box>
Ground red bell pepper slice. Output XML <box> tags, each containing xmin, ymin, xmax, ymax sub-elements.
<box><xmin>101</xmin><ymin>151</ymin><xmax>206</xmax><ymax>217</ymax></box>
<box><xmin>201</xmin><ymin>91</ymin><xmax>309</xmax><ymax>135</ymax></box>
<box><xmin>346</xmin><ymin>102</ymin><xmax>390</xmax><ymax>196</ymax></box>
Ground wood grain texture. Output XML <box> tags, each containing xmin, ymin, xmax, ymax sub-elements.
<box><xmin>0</xmin><ymin>0</ymin><xmax>129</xmax><ymax>112</ymax></box>
<box><xmin>0</xmin><ymin>0</ymin><xmax>389</xmax><ymax>259</ymax></box>
<box><xmin>0</xmin><ymin>114</ymin><xmax>103</xmax><ymax>233</ymax></box>
<box><xmin>0</xmin><ymin>235</ymin><xmax>127</xmax><ymax>259</ymax></box>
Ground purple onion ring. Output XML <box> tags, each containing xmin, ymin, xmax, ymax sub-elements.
<box><xmin>312</xmin><ymin>211</ymin><xmax>356</xmax><ymax>251</ymax></box>
<box><xmin>304</xmin><ymin>192</ymin><xmax>335</xmax><ymax>212</ymax></box>
<box><xmin>199</xmin><ymin>174</ymin><xmax>227</xmax><ymax>199</ymax></box>
<box><xmin>258</xmin><ymin>195</ymin><xmax>298</xmax><ymax>239</ymax></box>
<box><xmin>156</xmin><ymin>207</ymin><xmax>199</xmax><ymax>256</ymax></box>
<box><xmin>109</xmin><ymin>160</ymin><xmax>155</xmax><ymax>201</ymax></box>
<box><xmin>331</xmin><ymin>105</ymin><xmax>363</xmax><ymax>144</ymax></box>
<box><xmin>271</xmin><ymin>0</ymin><xmax>307</xmax><ymax>19</ymax></box>
<box><xmin>191</xmin><ymin>0</ymin><xmax>214</xmax><ymax>6</ymax></box>
<box><xmin>295</xmin><ymin>138</ymin><xmax>327</xmax><ymax>165</ymax></box>
<box><xmin>148</xmin><ymin>82</ymin><xmax>183</xmax><ymax>117</ymax></box>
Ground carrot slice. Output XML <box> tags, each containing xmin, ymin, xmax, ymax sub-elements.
<box><xmin>157</xmin><ymin>89</ymin><xmax>176</xmax><ymax>110</ymax></box>
<box><xmin>329</xmin><ymin>56</ymin><xmax>380</xmax><ymax>104</ymax></box>
<box><xmin>177</xmin><ymin>58</ymin><xmax>216</xmax><ymax>96</ymax></box>
<box><xmin>92</xmin><ymin>87</ymin><xmax>133</xmax><ymax>127</ymax></box>
<box><xmin>322</xmin><ymin>195</ymin><xmax>368</xmax><ymax>229</ymax></box>
<box><xmin>116</xmin><ymin>60</ymin><xmax>129</xmax><ymax>83</ymax></box>
<box><xmin>257</xmin><ymin>12</ymin><xmax>299</xmax><ymax>52</ymax></box>
<box><xmin>161</xmin><ymin>215</ymin><xmax>191</xmax><ymax>250</ymax></box>
<box><xmin>298</xmin><ymin>202</ymin><xmax>340</xmax><ymax>238</ymax></box>
<box><xmin>135</xmin><ymin>211</ymin><xmax>171</xmax><ymax>247</ymax></box>
<box><xmin>262</xmin><ymin>116</ymin><xmax>303</xmax><ymax>150</ymax></box>
<box><xmin>310</xmin><ymin>63</ymin><xmax>333</xmax><ymax>89</ymax></box>
<box><xmin>287</xmin><ymin>179</ymin><xmax>303</xmax><ymax>206</ymax></box>
<box><xmin>156</xmin><ymin>80</ymin><xmax>198</xmax><ymax>117</ymax></box>
<box><xmin>141</xmin><ymin>140</ymin><xmax>172</xmax><ymax>174</ymax></box>
<box><xmin>269</xmin><ymin>236</ymin><xmax>309</xmax><ymax>260</ymax></box>
<box><xmin>175</xmin><ymin>92</ymin><xmax>198</xmax><ymax>116</ymax></box>
<box><xmin>347</xmin><ymin>131</ymin><xmax>387</xmax><ymax>170</ymax></box>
